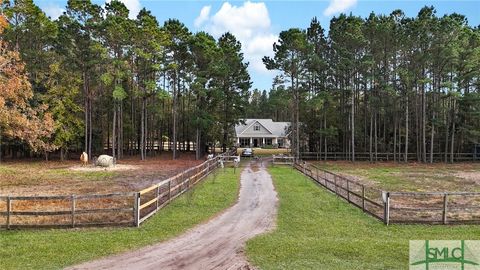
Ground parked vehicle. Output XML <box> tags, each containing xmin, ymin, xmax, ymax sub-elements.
<box><xmin>241</xmin><ymin>148</ymin><xmax>254</xmax><ymax>157</ymax></box>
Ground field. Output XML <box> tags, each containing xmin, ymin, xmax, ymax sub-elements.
<box><xmin>0</xmin><ymin>154</ymin><xmax>202</xmax><ymax>196</ymax></box>
<box><xmin>0</xmin><ymin>168</ymin><xmax>239</xmax><ymax>270</ymax></box>
<box><xmin>0</xmin><ymin>154</ymin><xmax>205</xmax><ymax>227</ymax></box>
<box><xmin>246</xmin><ymin>167</ymin><xmax>480</xmax><ymax>269</ymax></box>
<box><xmin>312</xmin><ymin>161</ymin><xmax>480</xmax><ymax>192</ymax></box>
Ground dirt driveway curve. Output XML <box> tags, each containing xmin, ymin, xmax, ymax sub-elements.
<box><xmin>69</xmin><ymin>160</ymin><xmax>278</xmax><ymax>270</ymax></box>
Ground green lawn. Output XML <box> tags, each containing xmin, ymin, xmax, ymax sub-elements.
<box><xmin>246</xmin><ymin>166</ymin><xmax>480</xmax><ymax>270</ymax></box>
<box><xmin>0</xmin><ymin>168</ymin><xmax>239</xmax><ymax>270</ymax></box>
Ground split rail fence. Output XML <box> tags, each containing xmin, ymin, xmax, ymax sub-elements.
<box><xmin>0</xmin><ymin>154</ymin><xmax>228</xmax><ymax>229</ymax></box>
<box><xmin>293</xmin><ymin>161</ymin><xmax>480</xmax><ymax>225</ymax></box>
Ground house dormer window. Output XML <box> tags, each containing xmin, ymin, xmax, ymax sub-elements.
<box><xmin>254</xmin><ymin>125</ymin><xmax>260</xmax><ymax>131</ymax></box>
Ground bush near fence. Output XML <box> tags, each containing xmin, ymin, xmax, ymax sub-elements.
<box><xmin>293</xmin><ymin>161</ymin><xmax>480</xmax><ymax>225</ymax></box>
<box><xmin>0</xmin><ymin>151</ymin><xmax>234</xmax><ymax>230</ymax></box>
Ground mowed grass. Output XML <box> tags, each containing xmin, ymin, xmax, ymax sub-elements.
<box><xmin>313</xmin><ymin>161</ymin><xmax>480</xmax><ymax>192</ymax></box>
<box><xmin>246</xmin><ymin>167</ymin><xmax>480</xmax><ymax>270</ymax></box>
<box><xmin>0</xmin><ymin>168</ymin><xmax>239</xmax><ymax>270</ymax></box>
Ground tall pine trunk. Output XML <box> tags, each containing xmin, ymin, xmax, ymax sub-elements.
<box><xmin>112</xmin><ymin>102</ymin><xmax>116</xmax><ymax>160</ymax></box>
<box><xmin>351</xmin><ymin>84</ymin><xmax>355</xmax><ymax>162</ymax></box>
<box><xmin>405</xmin><ymin>91</ymin><xmax>409</xmax><ymax>163</ymax></box>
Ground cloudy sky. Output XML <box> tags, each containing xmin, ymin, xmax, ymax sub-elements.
<box><xmin>36</xmin><ymin>0</ymin><xmax>480</xmax><ymax>91</ymax></box>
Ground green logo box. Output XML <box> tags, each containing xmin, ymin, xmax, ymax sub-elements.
<box><xmin>410</xmin><ymin>240</ymin><xmax>480</xmax><ymax>270</ymax></box>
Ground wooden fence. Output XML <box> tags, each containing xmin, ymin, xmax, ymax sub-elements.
<box><xmin>220</xmin><ymin>155</ymin><xmax>241</xmax><ymax>163</ymax></box>
<box><xmin>135</xmin><ymin>156</ymin><xmax>221</xmax><ymax>226</ymax></box>
<box><xmin>293</xmin><ymin>161</ymin><xmax>480</xmax><ymax>225</ymax></box>
<box><xmin>0</xmin><ymin>193</ymin><xmax>135</xmax><ymax>229</ymax></box>
<box><xmin>300</xmin><ymin>152</ymin><xmax>478</xmax><ymax>162</ymax></box>
<box><xmin>294</xmin><ymin>162</ymin><xmax>385</xmax><ymax>222</ymax></box>
<box><xmin>0</xmin><ymin>153</ymin><xmax>228</xmax><ymax>229</ymax></box>
<box><xmin>272</xmin><ymin>155</ymin><xmax>295</xmax><ymax>165</ymax></box>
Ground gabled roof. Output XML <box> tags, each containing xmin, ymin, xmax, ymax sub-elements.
<box><xmin>239</xmin><ymin>120</ymin><xmax>274</xmax><ymax>135</ymax></box>
<box><xmin>235</xmin><ymin>119</ymin><xmax>290</xmax><ymax>137</ymax></box>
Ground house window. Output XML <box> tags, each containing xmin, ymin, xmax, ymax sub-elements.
<box><xmin>278</xmin><ymin>138</ymin><xmax>284</xmax><ymax>147</ymax></box>
<box><xmin>266</xmin><ymin>138</ymin><xmax>272</xmax><ymax>145</ymax></box>
<box><xmin>239</xmin><ymin>138</ymin><xmax>250</xmax><ymax>147</ymax></box>
<box><xmin>254</xmin><ymin>125</ymin><xmax>260</xmax><ymax>131</ymax></box>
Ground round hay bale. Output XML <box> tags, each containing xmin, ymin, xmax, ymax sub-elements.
<box><xmin>96</xmin><ymin>155</ymin><xmax>115</xmax><ymax>167</ymax></box>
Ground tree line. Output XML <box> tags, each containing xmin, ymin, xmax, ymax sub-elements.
<box><xmin>261</xmin><ymin>7</ymin><xmax>480</xmax><ymax>162</ymax></box>
<box><xmin>0</xmin><ymin>0</ymin><xmax>250</xmax><ymax>161</ymax></box>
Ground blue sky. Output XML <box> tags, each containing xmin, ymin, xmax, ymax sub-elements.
<box><xmin>36</xmin><ymin>0</ymin><xmax>480</xmax><ymax>91</ymax></box>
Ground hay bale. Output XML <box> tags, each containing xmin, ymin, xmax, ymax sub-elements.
<box><xmin>95</xmin><ymin>155</ymin><xmax>115</xmax><ymax>167</ymax></box>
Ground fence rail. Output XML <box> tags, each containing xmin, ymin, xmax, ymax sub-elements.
<box><xmin>272</xmin><ymin>155</ymin><xmax>295</xmax><ymax>165</ymax></box>
<box><xmin>135</xmin><ymin>156</ymin><xmax>222</xmax><ymax>226</ymax></box>
<box><xmin>300</xmin><ymin>152</ymin><xmax>478</xmax><ymax>162</ymax></box>
<box><xmin>0</xmin><ymin>192</ymin><xmax>135</xmax><ymax>229</ymax></box>
<box><xmin>292</xmin><ymin>161</ymin><xmax>480</xmax><ymax>225</ymax></box>
<box><xmin>0</xmin><ymin>152</ymin><xmax>231</xmax><ymax>230</ymax></box>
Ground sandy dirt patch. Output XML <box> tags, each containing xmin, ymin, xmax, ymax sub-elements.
<box><xmin>69</xmin><ymin>164</ymin><xmax>139</xmax><ymax>172</ymax></box>
<box><xmin>455</xmin><ymin>171</ymin><xmax>480</xmax><ymax>184</ymax></box>
<box><xmin>69</xmin><ymin>160</ymin><xmax>278</xmax><ymax>270</ymax></box>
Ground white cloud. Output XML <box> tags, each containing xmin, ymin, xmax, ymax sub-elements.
<box><xmin>42</xmin><ymin>3</ymin><xmax>65</xmax><ymax>20</ymax></box>
<box><xmin>323</xmin><ymin>0</ymin><xmax>357</xmax><ymax>16</ymax></box>
<box><xmin>194</xmin><ymin>1</ymin><xmax>278</xmax><ymax>75</ymax></box>
<box><xmin>106</xmin><ymin>0</ymin><xmax>141</xmax><ymax>19</ymax></box>
<box><xmin>194</xmin><ymin>6</ymin><xmax>211</xmax><ymax>28</ymax></box>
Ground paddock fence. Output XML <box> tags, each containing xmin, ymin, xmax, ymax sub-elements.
<box><xmin>272</xmin><ymin>155</ymin><xmax>295</xmax><ymax>165</ymax></box>
<box><xmin>300</xmin><ymin>152</ymin><xmax>478</xmax><ymax>162</ymax></box>
<box><xmin>293</xmin><ymin>161</ymin><xmax>480</xmax><ymax>225</ymax></box>
<box><xmin>0</xmin><ymin>152</ymin><xmax>231</xmax><ymax>229</ymax></box>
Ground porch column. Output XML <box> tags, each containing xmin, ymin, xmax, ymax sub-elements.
<box><xmin>262</xmin><ymin>138</ymin><xmax>265</xmax><ymax>147</ymax></box>
<box><xmin>250</xmin><ymin>137</ymin><xmax>252</xmax><ymax>147</ymax></box>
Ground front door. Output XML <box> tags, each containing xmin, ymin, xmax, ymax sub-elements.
<box><xmin>253</xmin><ymin>138</ymin><xmax>258</xmax><ymax>147</ymax></box>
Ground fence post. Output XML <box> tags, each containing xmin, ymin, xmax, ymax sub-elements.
<box><xmin>442</xmin><ymin>194</ymin><xmax>448</xmax><ymax>225</ymax></box>
<box><xmin>134</xmin><ymin>192</ymin><xmax>140</xmax><ymax>227</ymax></box>
<box><xmin>346</xmin><ymin>180</ymin><xmax>350</xmax><ymax>202</ymax></box>
<box><xmin>383</xmin><ymin>192</ymin><xmax>390</xmax><ymax>225</ymax></box>
<box><xmin>334</xmin><ymin>175</ymin><xmax>338</xmax><ymax>195</ymax></box>
<box><xmin>156</xmin><ymin>185</ymin><xmax>160</xmax><ymax>210</ymax></box>
<box><xmin>362</xmin><ymin>186</ymin><xmax>366</xmax><ymax>211</ymax></box>
<box><xmin>168</xmin><ymin>180</ymin><xmax>171</xmax><ymax>201</ymax></box>
<box><xmin>6</xmin><ymin>196</ymin><xmax>11</xmax><ymax>229</ymax></box>
<box><xmin>71</xmin><ymin>195</ymin><xmax>76</xmax><ymax>228</ymax></box>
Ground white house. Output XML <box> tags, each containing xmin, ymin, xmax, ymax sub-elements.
<box><xmin>235</xmin><ymin>119</ymin><xmax>291</xmax><ymax>148</ymax></box>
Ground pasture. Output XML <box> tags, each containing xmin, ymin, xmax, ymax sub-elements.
<box><xmin>0</xmin><ymin>154</ymin><xmax>202</xmax><ymax>196</ymax></box>
<box><xmin>312</xmin><ymin>161</ymin><xmax>480</xmax><ymax>192</ymax></box>
<box><xmin>0</xmin><ymin>154</ymin><xmax>204</xmax><ymax>228</ymax></box>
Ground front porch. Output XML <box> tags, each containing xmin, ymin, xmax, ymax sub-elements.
<box><xmin>237</xmin><ymin>137</ymin><xmax>278</xmax><ymax>148</ymax></box>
